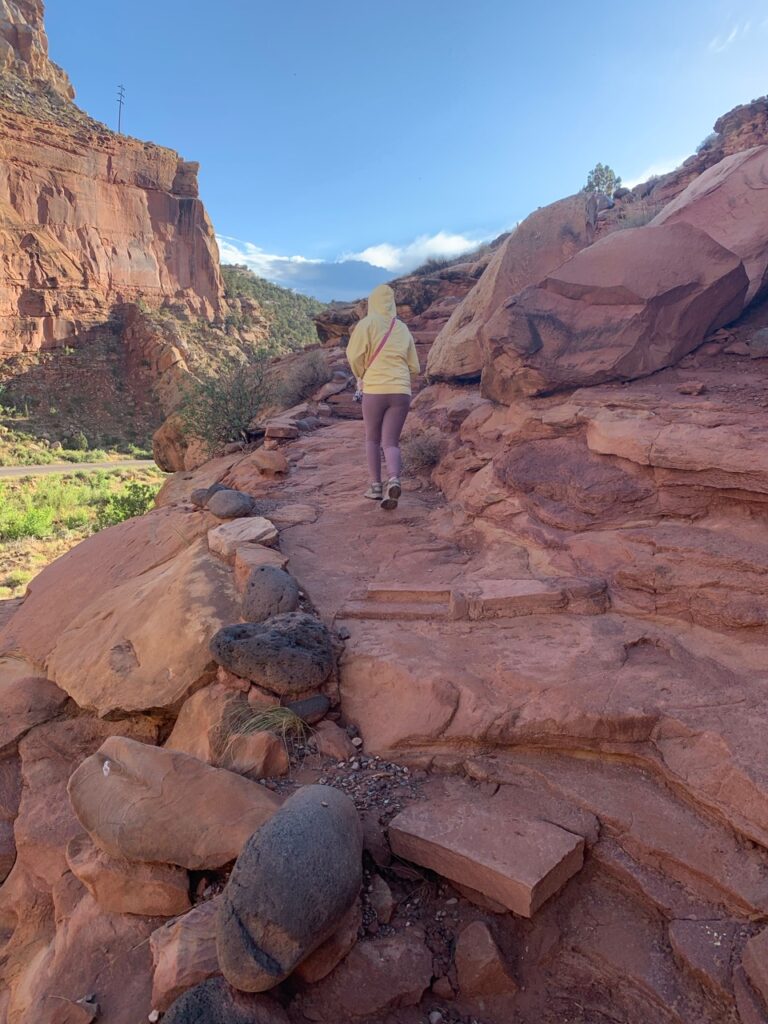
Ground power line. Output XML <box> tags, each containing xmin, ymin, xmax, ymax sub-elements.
<box><xmin>117</xmin><ymin>84</ymin><xmax>125</xmax><ymax>134</ymax></box>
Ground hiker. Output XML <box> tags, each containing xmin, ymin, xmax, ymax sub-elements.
<box><xmin>346</xmin><ymin>283</ymin><xmax>420</xmax><ymax>510</ymax></box>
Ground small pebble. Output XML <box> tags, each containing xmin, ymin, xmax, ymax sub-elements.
<box><xmin>429</xmin><ymin>1013</ymin><xmax>443</xmax><ymax>1024</ymax></box>
<box><xmin>149</xmin><ymin>1012</ymin><xmax>160</xmax><ymax>1023</ymax></box>
<box><xmin>352</xmin><ymin>737</ymin><xmax>363</xmax><ymax>748</ymax></box>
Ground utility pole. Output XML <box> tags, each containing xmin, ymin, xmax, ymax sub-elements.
<box><xmin>117</xmin><ymin>84</ymin><xmax>125</xmax><ymax>134</ymax></box>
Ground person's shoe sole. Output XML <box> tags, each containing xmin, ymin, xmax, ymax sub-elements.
<box><xmin>380</xmin><ymin>480</ymin><xmax>401</xmax><ymax>510</ymax></box>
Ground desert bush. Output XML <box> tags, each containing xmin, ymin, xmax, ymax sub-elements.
<box><xmin>178</xmin><ymin>356</ymin><xmax>273</xmax><ymax>453</ymax></box>
<box><xmin>402</xmin><ymin>431</ymin><xmax>445</xmax><ymax>474</ymax></box>
<box><xmin>274</xmin><ymin>349</ymin><xmax>332</xmax><ymax>409</ymax></box>
<box><xmin>95</xmin><ymin>481</ymin><xmax>157</xmax><ymax>529</ymax></box>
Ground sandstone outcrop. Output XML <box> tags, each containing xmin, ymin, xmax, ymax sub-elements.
<box><xmin>427</xmin><ymin>195</ymin><xmax>594</xmax><ymax>381</ymax></box>
<box><xmin>653</xmin><ymin>144</ymin><xmax>768</xmax><ymax>305</ymax></box>
<box><xmin>46</xmin><ymin>539</ymin><xmax>240</xmax><ymax>716</ymax></box>
<box><xmin>482</xmin><ymin>221</ymin><xmax>748</xmax><ymax>399</ymax></box>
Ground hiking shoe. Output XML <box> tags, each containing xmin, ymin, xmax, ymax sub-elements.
<box><xmin>364</xmin><ymin>483</ymin><xmax>383</xmax><ymax>500</ymax></box>
<box><xmin>380</xmin><ymin>478</ymin><xmax>401</xmax><ymax>510</ymax></box>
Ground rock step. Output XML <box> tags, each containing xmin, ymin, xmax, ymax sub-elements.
<box><xmin>467</xmin><ymin>752</ymin><xmax>768</xmax><ymax>918</ymax></box>
<box><xmin>463</xmin><ymin>577</ymin><xmax>608</xmax><ymax>618</ymax></box>
<box><xmin>339</xmin><ymin>599</ymin><xmax>452</xmax><ymax>622</ymax></box>
<box><xmin>365</xmin><ymin>584</ymin><xmax>452</xmax><ymax>604</ymax></box>
<box><xmin>388</xmin><ymin>789</ymin><xmax>586</xmax><ymax>918</ymax></box>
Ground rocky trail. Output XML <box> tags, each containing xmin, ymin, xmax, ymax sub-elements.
<box><xmin>3</xmin><ymin>3</ymin><xmax>768</xmax><ymax>1020</ymax></box>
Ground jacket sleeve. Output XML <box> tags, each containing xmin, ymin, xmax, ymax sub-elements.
<box><xmin>406</xmin><ymin>330</ymin><xmax>421</xmax><ymax>375</ymax></box>
<box><xmin>346</xmin><ymin>320</ymin><xmax>369</xmax><ymax>379</ymax></box>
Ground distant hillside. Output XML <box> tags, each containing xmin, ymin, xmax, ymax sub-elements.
<box><xmin>222</xmin><ymin>265</ymin><xmax>326</xmax><ymax>354</ymax></box>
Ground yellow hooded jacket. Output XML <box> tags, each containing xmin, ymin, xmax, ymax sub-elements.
<box><xmin>346</xmin><ymin>284</ymin><xmax>420</xmax><ymax>395</ymax></box>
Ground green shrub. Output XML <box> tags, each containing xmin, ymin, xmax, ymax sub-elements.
<box><xmin>95</xmin><ymin>482</ymin><xmax>158</xmax><ymax>530</ymax></box>
<box><xmin>275</xmin><ymin>349</ymin><xmax>332</xmax><ymax>409</ymax></box>
<box><xmin>0</xmin><ymin>506</ymin><xmax>55</xmax><ymax>541</ymax></box>
<box><xmin>178</xmin><ymin>357</ymin><xmax>274</xmax><ymax>454</ymax></box>
<box><xmin>583</xmin><ymin>162</ymin><xmax>622</xmax><ymax>195</ymax></box>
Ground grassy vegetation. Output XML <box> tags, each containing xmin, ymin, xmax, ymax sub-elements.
<box><xmin>0</xmin><ymin>423</ymin><xmax>152</xmax><ymax>467</ymax></box>
<box><xmin>0</xmin><ymin>467</ymin><xmax>163</xmax><ymax>598</ymax></box>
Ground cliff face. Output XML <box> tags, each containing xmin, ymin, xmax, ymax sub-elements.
<box><xmin>0</xmin><ymin>0</ymin><xmax>224</xmax><ymax>357</ymax></box>
<box><xmin>0</xmin><ymin>0</ymin><xmax>73</xmax><ymax>99</ymax></box>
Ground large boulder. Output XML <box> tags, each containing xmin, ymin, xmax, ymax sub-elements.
<box><xmin>206</xmin><ymin>488</ymin><xmax>255</xmax><ymax>519</ymax></box>
<box><xmin>46</xmin><ymin>540</ymin><xmax>240</xmax><ymax>716</ymax></box>
<box><xmin>216</xmin><ymin>785</ymin><xmax>362</xmax><ymax>992</ymax></box>
<box><xmin>210</xmin><ymin>613</ymin><xmax>335</xmax><ymax>698</ymax></box>
<box><xmin>68</xmin><ymin>736</ymin><xmax>280</xmax><ymax>870</ymax></box>
<box><xmin>481</xmin><ymin>221</ymin><xmax>748</xmax><ymax>401</ymax></box>
<box><xmin>0</xmin><ymin>506</ymin><xmax>213</xmax><ymax>666</ymax></box>
<box><xmin>653</xmin><ymin>144</ymin><xmax>768</xmax><ymax>306</ymax></box>
<box><xmin>427</xmin><ymin>195</ymin><xmax>593</xmax><ymax>382</ymax></box>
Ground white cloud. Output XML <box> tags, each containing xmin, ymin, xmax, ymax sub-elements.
<box><xmin>343</xmin><ymin>230</ymin><xmax>488</xmax><ymax>273</ymax></box>
<box><xmin>623</xmin><ymin>156</ymin><xmax>687</xmax><ymax>189</ymax></box>
<box><xmin>216</xmin><ymin>235</ymin><xmax>322</xmax><ymax>283</ymax></box>
<box><xmin>216</xmin><ymin>228</ymin><xmax>494</xmax><ymax>301</ymax></box>
<box><xmin>708</xmin><ymin>21</ymin><xmax>751</xmax><ymax>52</ymax></box>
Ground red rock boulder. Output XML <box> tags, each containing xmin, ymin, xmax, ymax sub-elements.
<box><xmin>427</xmin><ymin>195</ymin><xmax>593</xmax><ymax>382</ymax></box>
<box><xmin>653</xmin><ymin>145</ymin><xmax>768</xmax><ymax>306</ymax></box>
<box><xmin>482</xmin><ymin>221</ymin><xmax>748</xmax><ymax>400</ymax></box>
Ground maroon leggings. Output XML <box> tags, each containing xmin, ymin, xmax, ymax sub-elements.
<box><xmin>362</xmin><ymin>393</ymin><xmax>411</xmax><ymax>481</ymax></box>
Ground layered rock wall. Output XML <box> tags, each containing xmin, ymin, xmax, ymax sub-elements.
<box><xmin>0</xmin><ymin>1</ymin><xmax>224</xmax><ymax>356</ymax></box>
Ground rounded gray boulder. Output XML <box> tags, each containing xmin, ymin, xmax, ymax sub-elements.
<box><xmin>163</xmin><ymin>977</ymin><xmax>288</xmax><ymax>1024</ymax></box>
<box><xmin>209</xmin><ymin>612</ymin><xmax>334</xmax><ymax>697</ymax></box>
<box><xmin>190</xmin><ymin>482</ymin><xmax>227</xmax><ymax>508</ymax></box>
<box><xmin>206</xmin><ymin>488</ymin><xmax>255</xmax><ymax>519</ymax></box>
<box><xmin>216</xmin><ymin>785</ymin><xmax>363</xmax><ymax>992</ymax></box>
<box><xmin>242</xmin><ymin>565</ymin><xmax>300</xmax><ymax>622</ymax></box>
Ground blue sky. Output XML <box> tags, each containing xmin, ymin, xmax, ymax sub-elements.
<box><xmin>47</xmin><ymin>0</ymin><xmax>767</xmax><ymax>301</ymax></box>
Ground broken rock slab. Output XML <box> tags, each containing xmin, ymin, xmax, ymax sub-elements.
<box><xmin>68</xmin><ymin>736</ymin><xmax>280</xmax><ymax>870</ymax></box>
<box><xmin>208</xmin><ymin>517</ymin><xmax>278</xmax><ymax>560</ymax></box>
<box><xmin>389</xmin><ymin>795</ymin><xmax>584</xmax><ymax>917</ymax></box>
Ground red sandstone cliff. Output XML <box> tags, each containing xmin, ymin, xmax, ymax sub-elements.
<box><xmin>0</xmin><ymin>0</ymin><xmax>224</xmax><ymax>356</ymax></box>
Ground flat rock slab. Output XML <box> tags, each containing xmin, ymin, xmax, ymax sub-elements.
<box><xmin>389</xmin><ymin>796</ymin><xmax>584</xmax><ymax>917</ymax></box>
<box><xmin>68</xmin><ymin>735</ymin><xmax>280</xmax><ymax>870</ymax></box>
<box><xmin>208</xmin><ymin>517</ymin><xmax>278</xmax><ymax>560</ymax></box>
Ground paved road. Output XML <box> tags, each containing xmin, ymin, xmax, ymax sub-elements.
<box><xmin>0</xmin><ymin>459</ymin><xmax>158</xmax><ymax>479</ymax></box>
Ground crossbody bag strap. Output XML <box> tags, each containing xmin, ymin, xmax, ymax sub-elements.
<box><xmin>363</xmin><ymin>317</ymin><xmax>397</xmax><ymax>379</ymax></box>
